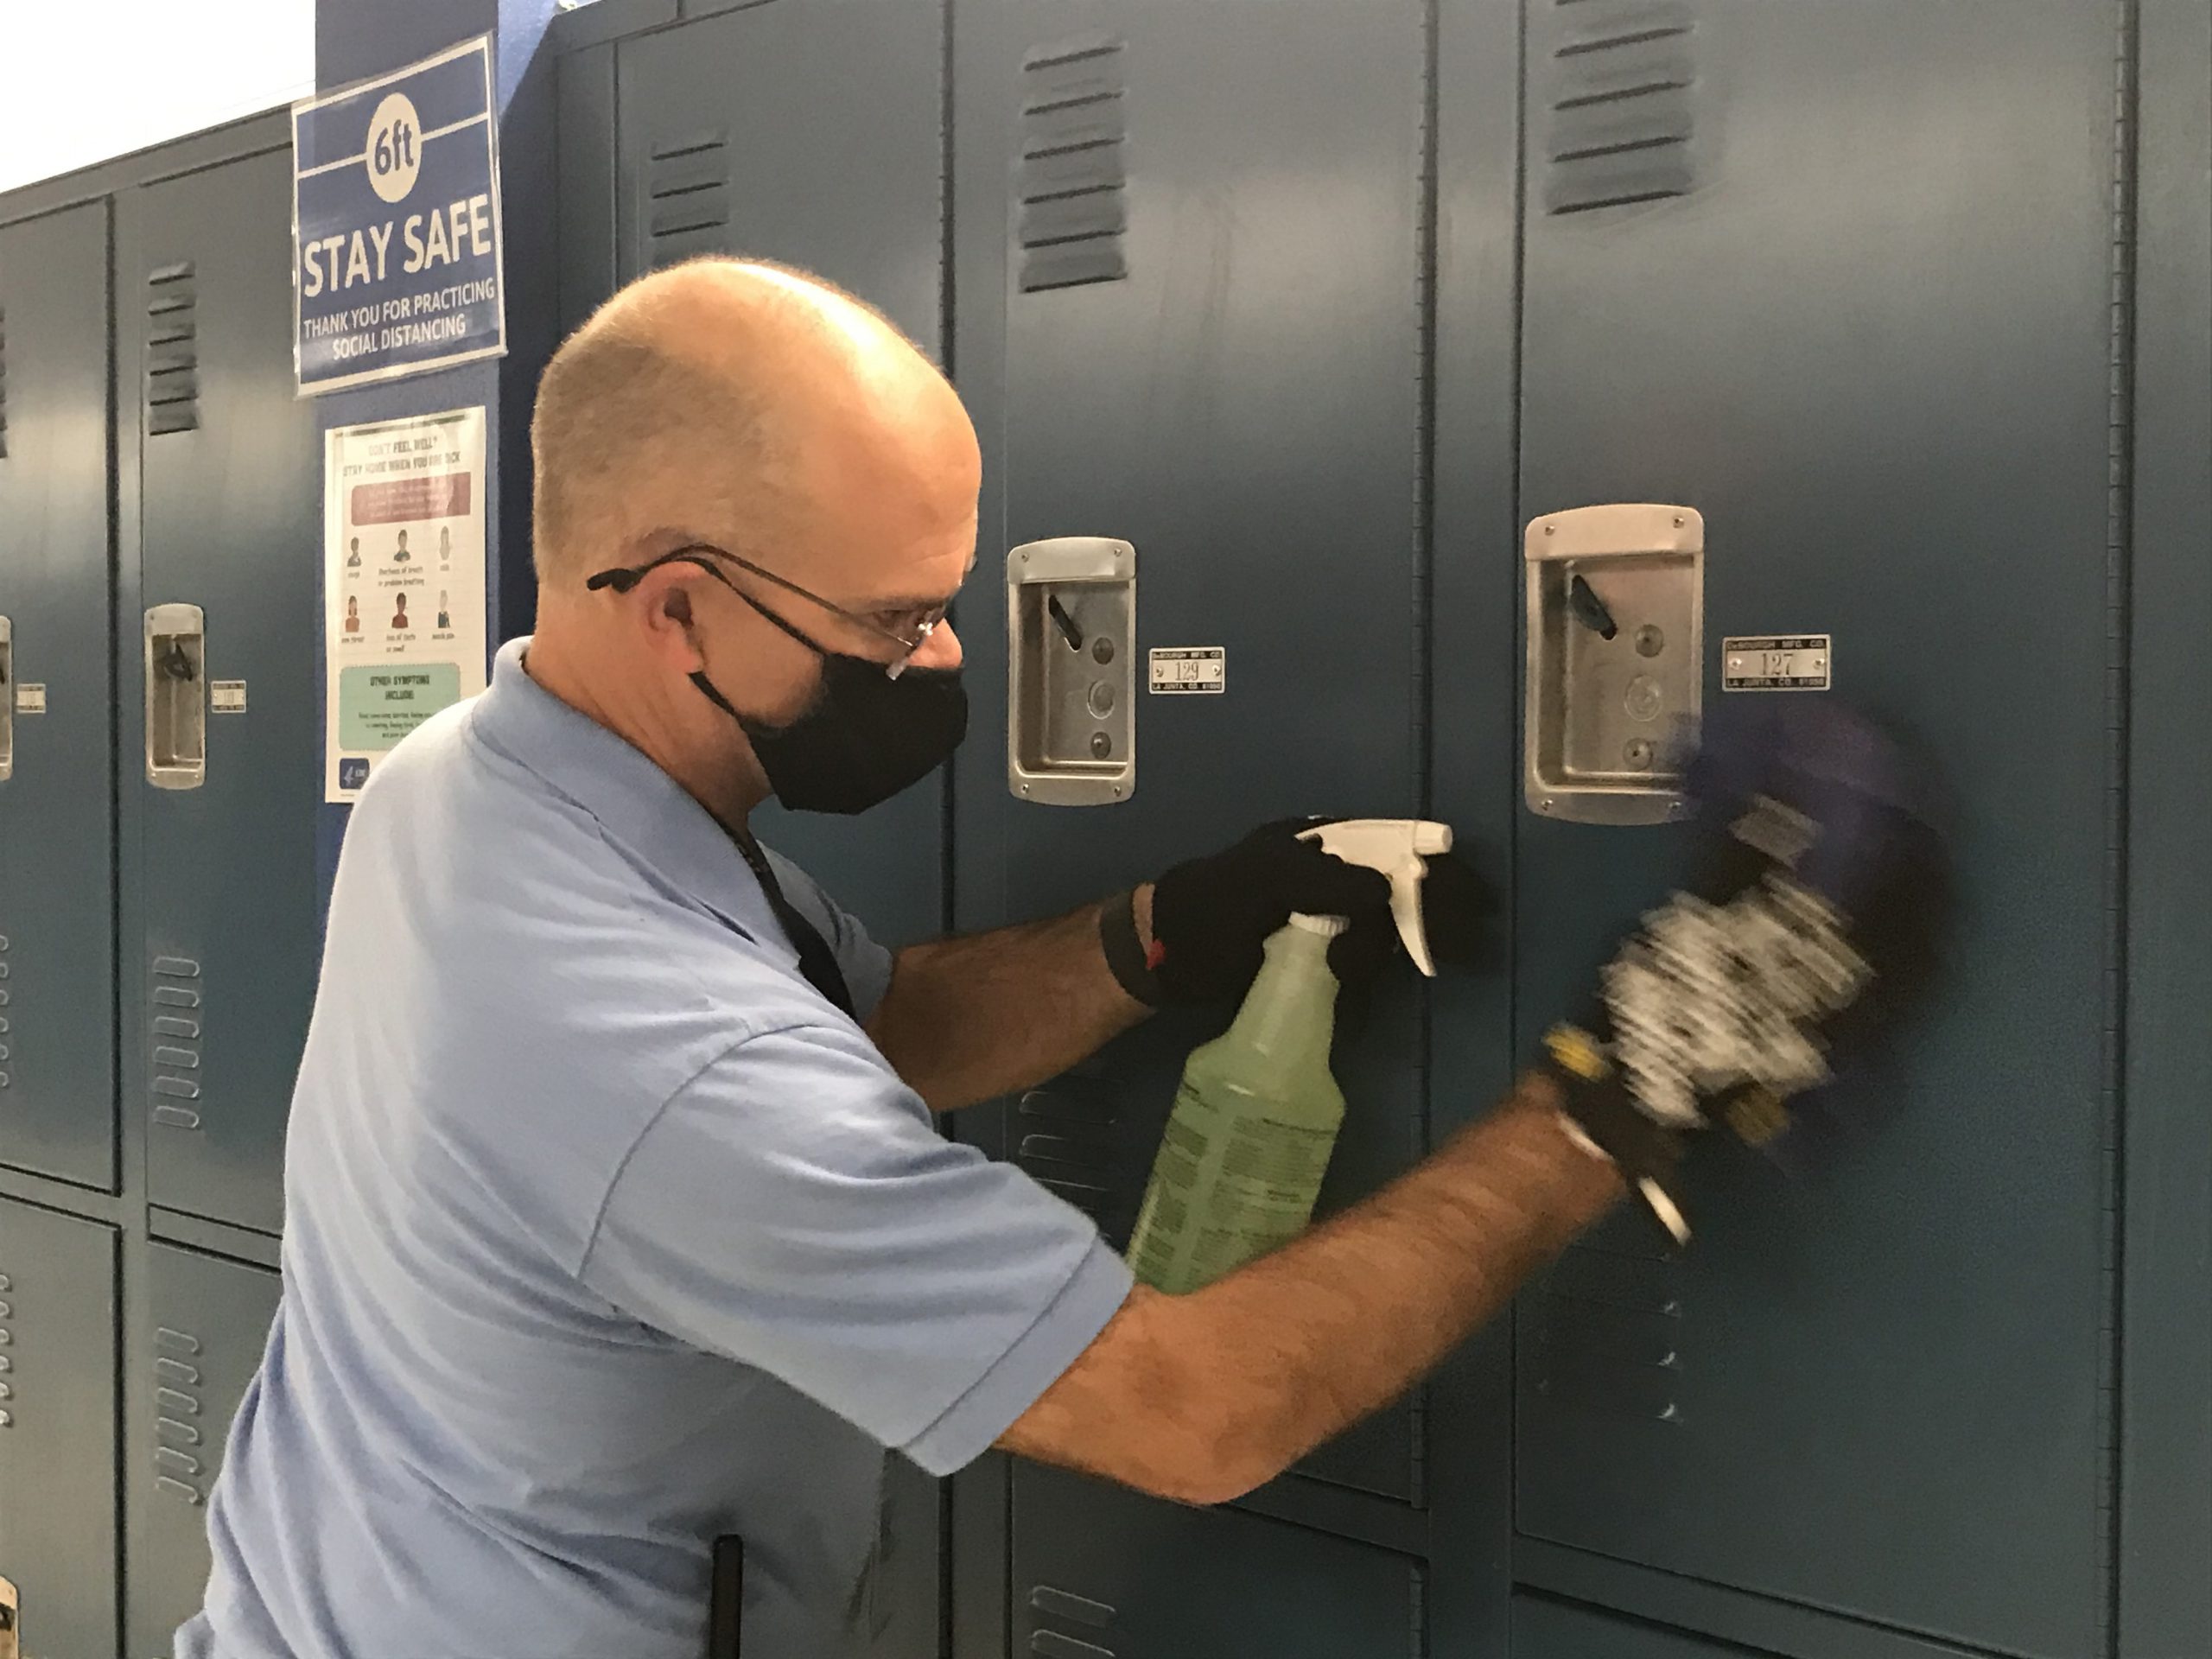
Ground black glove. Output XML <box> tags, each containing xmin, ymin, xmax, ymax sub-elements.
<box><xmin>1117</xmin><ymin>818</ymin><xmax>1492</xmax><ymax>1008</ymax></box>
<box><xmin>1542</xmin><ymin>701</ymin><xmax>1949</xmax><ymax>1240</ymax></box>
<box><xmin>1147</xmin><ymin>819</ymin><xmax>1391</xmax><ymax>1005</ymax></box>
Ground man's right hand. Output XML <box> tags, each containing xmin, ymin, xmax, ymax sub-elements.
<box><xmin>1541</xmin><ymin>699</ymin><xmax>1950</xmax><ymax>1240</ymax></box>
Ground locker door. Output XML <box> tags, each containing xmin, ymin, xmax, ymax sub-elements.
<box><xmin>0</xmin><ymin>206</ymin><xmax>116</xmax><ymax>1190</ymax></box>
<box><xmin>0</xmin><ymin>1198</ymin><xmax>118</xmax><ymax>1659</ymax></box>
<box><xmin>616</xmin><ymin>0</ymin><xmax>949</xmax><ymax>950</ymax></box>
<box><xmin>1510</xmin><ymin>6</ymin><xmax>2116</xmax><ymax>1656</ymax></box>
<box><xmin>120</xmin><ymin>149</ymin><xmax>321</xmax><ymax>1236</ymax></box>
<box><xmin>127</xmin><ymin>1244</ymin><xmax>281</xmax><ymax>1659</ymax></box>
<box><xmin>957</xmin><ymin>0</ymin><xmax>1429</xmax><ymax>1508</ymax></box>
<box><xmin>1013</xmin><ymin>1465</ymin><xmax>1423</xmax><ymax>1659</ymax></box>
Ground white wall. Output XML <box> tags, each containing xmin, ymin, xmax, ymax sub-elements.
<box><xmin>0</xmin><ymin>0</ymin><xmax>316</xmax><ymax>195</ymax></box>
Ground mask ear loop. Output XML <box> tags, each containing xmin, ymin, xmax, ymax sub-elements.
<box><xmin>589</xmin><ymin>556</ymin><xmax>844</xmax><ymax>733</ymax></box>
<box><xmin>591</xmin><ymin>551</ymin><xmax>842</xmax><ymax>659</ymax></box>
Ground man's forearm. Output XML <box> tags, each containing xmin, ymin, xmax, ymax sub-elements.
<box><xmin>1000</xmin><ymin>1071</ymin><xmax>1624</xmax><ymax>1502</ymax></box>
<box><xmin>868</xmin><ymin>890</ymin><xmax>1155</xmax><ymax>1111</ymax></box>
<box><xmin>1186</xmin><ymin>1075</ymin><xmax>1620</xmax><ymax>1491</ymax></box>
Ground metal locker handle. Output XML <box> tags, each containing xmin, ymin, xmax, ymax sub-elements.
<box><xmin>0</xmin><ymin>1573</ymin><xmax>18</xmax><ymax>1659</ymax></box>
<box><xmin>145</xmin><ymin>603</ymin><xmax>208</xmax><ymax>791</ymax></box>
<box><xmin>1524</xmin><ymin>505</ymin><xmax>1705</xmax><ymax>825</ymax></box>
<box><xmin>1006</xmin><ymin>537</ymin><xmax>1136</xmax><ymax>806</ymax></box>
<box><xmin>0</xmin><ymin>616</ymin><xmax>13</xmax><ymax>784</ymax></box>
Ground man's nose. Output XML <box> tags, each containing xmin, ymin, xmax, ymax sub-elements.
<box><xmin>910</xmin><ymin>620</ymin><xmax>963</xmax><ymax>673</ymax></box>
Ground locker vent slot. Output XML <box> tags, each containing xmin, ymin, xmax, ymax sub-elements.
<box><xmin>145</xmin><ymin>262</ymin><xmax>200</xmax><ymax>435</ymax></box>
<box><xmin>1012</xmin><ymin>1087</ymin><xmax>1132</xmax><ymax>1241</ymax></box>
<box><xmin>0</xmin><ymin>934</ymin><xmax>9</xmax><ymax>1094</ymax></box>
<box><xmin>1029</xmin><ymin>1583</ymin><xmax>1117</xmax><ymax>1657</ymax></box>
<box><xmin>0</xmin><ymin>1268</ymin><xmax>10</xmax><ymax>1428</ymax></box>
<box><xmin>1541</xmin><ymin>1</ymin><xmax>1699</xmax><ymax>216</ymax></box>
<box><xmin>150</xmin><ymin>957</ymin><xmax>205</xmax><ymax>1131</ymax></box>
<box><xmin>1531</xmin><ymin>1239</ymin><xmax>1683</xmax><ymax>1422</ymax></box>
<box><xmin>1017</xmin><ymin>36</ymin><xmax>1128</xmax><ymax>292</ymax></box>
<box><xmin>153</xmin><ymin>1321</ymin><xmax>211</xmax><ymax>1503</ymax></box>
<box><xmin>644</xmin><ymin>132</ymin><xmax>732</xmax><ymax>268</ymax></box>
<box><xmin>0</xmin><ymin>305</ymin><xmax>10</xmax><ymax>460</ymax></box>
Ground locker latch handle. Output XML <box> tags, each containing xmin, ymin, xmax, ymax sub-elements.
<box><xmin>1524</xmin><ymin>505</ymin><xmax>1705</xmax><ymax>826</ymax></box>
<box><xmin>144</xmin><ymin>603</ymin><xmax>208</xmax><ymax>791</ymax></box>
<box><xmin>1046</xmin><ymin>594</ymin><xmax>1086</xmax><ymax>652</ymax></box>
<box><xmin>1007</xmin><ymin>537</ymin><xmax>1136</xmax><ymax>807</ymax></box>
<box><xmin>1568</xmin><ymin>574</ymin><xmax>1619</xmax><ymax>640</ymax></box>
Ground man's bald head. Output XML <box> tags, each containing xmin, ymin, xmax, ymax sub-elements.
<box><xmin>530</xmin><ymin>257</ymin><xmax>965</xmax><ymax>586</ymax></box>
<box><xmin>521</xmin><ymin>258</ymin><xmax>978</xmax><ymax>827</ymax></box>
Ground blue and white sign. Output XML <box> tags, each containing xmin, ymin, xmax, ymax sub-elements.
<box><xmin>292</xmin><ymin>37</ymin><xmax>506</xmax><ymax>393</ymax></box>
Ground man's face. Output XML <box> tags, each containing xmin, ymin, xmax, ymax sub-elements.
<box><xmin>688</xmin><ymin>391</ymin><xmax>980</xmax><ymax>730</ymax></box>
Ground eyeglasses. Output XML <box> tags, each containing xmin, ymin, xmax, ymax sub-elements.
<box><xmin>587</xmin><ymin>542</ymin><xmax>960</xmax><ymax>678</ymax></box>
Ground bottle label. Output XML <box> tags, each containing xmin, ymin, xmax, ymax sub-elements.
<box><xmin>1128</xmin><ymin>1076</ymin><xmax>1337</xmax><ymax>1293</ymax></box>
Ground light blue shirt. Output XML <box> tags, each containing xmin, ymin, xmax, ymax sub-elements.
<box><xmin>181</xmin><ymin>639</ymin><xmax>1131</xmax><ymax>1659</ymax></box>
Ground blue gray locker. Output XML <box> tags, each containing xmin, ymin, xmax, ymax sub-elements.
<box><xmin>950</xmin><ymin>0</ymin><xmax>1438</xmax><ymax>1628</ymax></box>
<box><xmin>0</xmin><ymin>204</ymin><xmax>118</xmax><ymax>1192</ymax></box>
<box><xmin>127</xmin><ymin>1243</ymin><xmax>281</xmax><ymax>1659</ymax></box>
<box><xmin>1510</xmin><ymin>6</ymin><xmax>2120</xmax><ymax>1655</ymax></box>
<box><xmin>118</xmin><ymin>147</ymin><xmax>322</xmax><ymax>1237</ymax></box>
<box><xmin>0</xmin><ymin>1196</ymin><xmax>118</xmax><ymax>1659</ymax></box>
<box><xmin>556</xmin><ymin>0</ymin><xmax>951</xmax><ymax>951</ymax></box>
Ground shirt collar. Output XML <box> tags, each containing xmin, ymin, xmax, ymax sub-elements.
<box><xmin>467</xmin><ymin>637</ymin><xmax>773</xmax><ymax>931</ymax></box>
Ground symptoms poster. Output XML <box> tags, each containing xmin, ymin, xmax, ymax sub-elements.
<box><xmin>325</xmin><ymin>407</ymin><xmax>489</xmax><ymax>802</ymax></box>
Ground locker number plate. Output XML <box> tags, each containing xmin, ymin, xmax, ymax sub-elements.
<box><xmin>12</xmin><ymin>685</ymin><xmax>44</xmax><ymax>715</ymax></box>
<box><xmin>211</xmin><ymin>681</ymin><xmax>249</xmax><ymax>714</ymax></box>
<box><xmin>1149</xmin><ymin>647</ymin><xmax>1225</xmax><ymax>695</ymax></box>
<box><xmin>1723</xmin><ymin>636</ymin><xmax>1830</xmax><ymax>692</ymax></box>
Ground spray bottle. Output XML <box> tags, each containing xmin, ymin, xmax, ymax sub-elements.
<box><xmin>1127</xmin><ymin>820</ymin><xmax>1453</xmax><ymax>1294</ymax></box>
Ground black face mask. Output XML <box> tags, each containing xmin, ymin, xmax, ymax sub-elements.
<box><xmin>588</xmin><ymin>548</ymin><xmax>969</xmax><ymax>816</ymax></box>
<box><xmin>691</xmin><ymin>654</ymin><xmax>967</xmax><ymax>816</ymax></box>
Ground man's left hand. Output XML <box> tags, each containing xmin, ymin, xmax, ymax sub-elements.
<box><xmin>1138</xmin><ymin>818</ymin><xmax>1492</xmax><ymax>1007</ymax></box>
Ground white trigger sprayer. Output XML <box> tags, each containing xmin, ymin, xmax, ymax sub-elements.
<box><xmin>1296</xmin><ymin>819</ymin><xmax>1455</xmax><ymax>976</ymax></box>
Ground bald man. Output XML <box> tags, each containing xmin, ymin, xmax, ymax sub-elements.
<box><xmin>181</xmin><ymin>259</ymin><xmax>1935</xmax><ymax>1658</ymax></box>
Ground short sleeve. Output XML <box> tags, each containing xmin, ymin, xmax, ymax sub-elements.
<box><xmin>579</xmin><ymin>1022</ymin><xmax>1133</xmax><ymax>1476</ymax></box>
<box><xmin>763</xmin><ymin>849</ymin><xmax>895</xmax><ymax>1019</ymax></box>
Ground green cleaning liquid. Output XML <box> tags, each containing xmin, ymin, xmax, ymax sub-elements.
<box><xmin>1127</xmin><ymin>913</ymin><xmax>1349</xmax><ymax>1294</ymax></box>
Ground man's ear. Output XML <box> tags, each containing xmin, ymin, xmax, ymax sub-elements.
<box><xmin>630</xmin><ymin>563</ymin><xmax>710</xmax><ymax>677</ymax></box>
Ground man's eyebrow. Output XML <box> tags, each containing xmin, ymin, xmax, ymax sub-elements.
<box><xmin>852</xmin><ymin>556</ymin><xmax>979</xmax><ymax>612</ymax></box>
